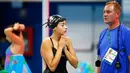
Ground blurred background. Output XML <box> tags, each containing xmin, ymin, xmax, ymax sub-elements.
<box><xmin>0</xmin><ymin>0</ymin><xmax>130</xmax><ymax>73</ymax></box>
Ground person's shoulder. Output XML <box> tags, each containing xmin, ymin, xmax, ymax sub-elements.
<box><xmin>100</xmin><ymin>28</ymin><xmax>108</xmax><ymax>36</ymax></box>
<box><xmin>120</xmin><ymin>24</ymin><xmax>130</xmax><ymax>36</ymax></box>
<box><xmin>66</xmin><ymin>36</ymin><xmax>71</xmax><ymax>41</ymax></box>
<box><xmin>121</xmin><ymin>24</ymin><xmax>130</xmax><ymax>31</ymax></box>
<box><xmin>41</xmin><ymin>37</ymin><xmax>52</xmax><ymax>49</ymax></box>
<box><xmin>41</xmin><ymin>37</ymin><xmax>52</xmax><ymax>50</ymax></box>
<box><xmin>66</xmin><ymin>36</ymin><xmax>70</xmax><ymax>39</ymax></box>
<box><xmin>101</xmin><ymin>28</ymin><xmax>108</xmax><ymax>33</ymax></box>
<box><xmin>42</xmin><ymin>37</ymin><xmax>51</xmax><ymax>44</ymax></box>
<box><xmin>66</xmin><ymin>36</ymin><xmax>73</xmax><ymax>44</ymax></box>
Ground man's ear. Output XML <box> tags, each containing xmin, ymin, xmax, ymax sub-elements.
<box><xmin>116</xmin><ymin>12</ymin><xmax>120</xmax><ymax>19</ymax></box>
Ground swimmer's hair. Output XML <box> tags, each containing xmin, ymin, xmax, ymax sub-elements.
<box><xmin>43</xmin><ymin>15</ymin><xmax>66</xmax><ymax>29</ymax></box>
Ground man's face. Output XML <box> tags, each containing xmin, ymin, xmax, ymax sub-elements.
<box><xmin>103</xmin><ymin>4</ymin><xmax>118</xmax><ymax>25</ymax></box>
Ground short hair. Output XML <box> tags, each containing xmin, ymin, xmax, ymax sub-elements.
<box><xmin>105</xmin><ymin>1</ymin><xmax>121</xmax><ymax>15</ymax></box>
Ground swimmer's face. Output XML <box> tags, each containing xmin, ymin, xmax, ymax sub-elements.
<box><xmin>54</xmin><ymin>20</ymin><xmax>67</xmax><ymax>35</ymax></box>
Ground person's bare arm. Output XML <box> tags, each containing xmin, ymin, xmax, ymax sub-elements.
<box><xmin>128</xmin><ymin>56</ymin><xmax>130</xmax><ymax>61</ymax></box>
<box><xmin>96</xmin><ymin>67</ymin><xmax>100</xmax><ymax>73</ymax></box>
<box><xmin>4</xmin><ymin>26</ymin><xmax>23</xmax><ymax>45</ymax></box>
<box><xmin>64</xmin><ymin>37</ymin><xmax>78</xmax><ymax>68</ymax></box>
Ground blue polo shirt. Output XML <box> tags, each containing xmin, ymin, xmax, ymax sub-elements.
<box><xmin>98</xmin><ymin>24</ymin><xmax>130</xmax><ymax>73</ymax></box>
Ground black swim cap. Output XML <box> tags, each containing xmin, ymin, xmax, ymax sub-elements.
<box><xmin>43</xmin><ymin>15</ymin><xmax>66</xmax><ymax>29</ymax></box>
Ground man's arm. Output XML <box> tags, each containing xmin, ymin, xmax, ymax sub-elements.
<box><xmin>96</xmin><ymin>67</ymin><xmax>100</xmax><ymax>73</ymax></box>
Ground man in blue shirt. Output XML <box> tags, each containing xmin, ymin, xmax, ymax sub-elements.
<box><xmin>96</xmin><ymin>1</ymin><xmax>130</xmax><ymax>73</ymax></box>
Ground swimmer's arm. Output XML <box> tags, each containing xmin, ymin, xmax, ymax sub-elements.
<box><xmin>4</xmin><ymin>27</ymin><xmax>13</xmax><ymax>35</ymax></box>
<box><xmin>64</xmin><ymin>37</ymin><xmax>78</xmax><ymax>68</ymax></box>
<box><xmin>4</xmin><ymin>27</ymin><xmax>23</xmax><ymax>44</ymax></box>
<box><xmin>40</xmin><ymin>39</ymin><xmax>63</xmax><ymax>72</ymax></box>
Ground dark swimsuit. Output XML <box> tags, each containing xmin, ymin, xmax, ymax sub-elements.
<box><xmin>43</xmin><ymin>38</ymin><xmax>68</xmax><ymax>73</ymax></box>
